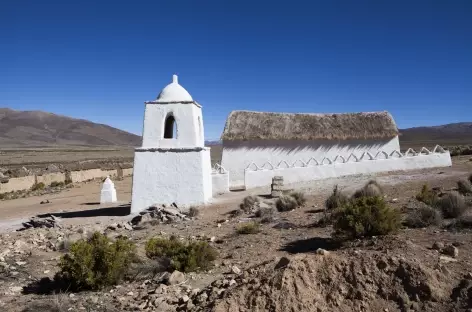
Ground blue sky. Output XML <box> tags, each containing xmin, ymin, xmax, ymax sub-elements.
<box><xmin>1</xmin><ymin>0</ymin><xmax>471</xmax><ymax>140</ymax></box>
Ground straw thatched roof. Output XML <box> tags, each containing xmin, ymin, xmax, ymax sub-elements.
<box><xmin>221</xmin><ymin>110</ymin><xmax>399</xmax><ymax>141</ymax></box>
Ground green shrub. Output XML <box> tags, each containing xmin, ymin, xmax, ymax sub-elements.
<box><xmin>333</xmin><ymin>196</ymin><xmax>401</xmax><ymax>239</ymax></box>
<box><xmin>50</xmin><ymin>181</ymin><xmax>65</xmax><ymax>188</ymax></box>
<box><xmin>236</xmin><ymin>221</ymin><xmax>261</xmax><ymax>234</ymax></box>
<box><xmin>325</xmin><ymin>185</ymin><xmax>349</xmax><ymax>211</ymax></box>
<box><xmin>255</xmin><ymin>207</ymin><xmax>276</xmax><ymax>223</ymax></box>
<box><xmin>353</xmin><ymin>180</ymin><xmax>383</xmax><ymax>199</ymax></box>
<box><xmin>31</xmin><ymin>182</ymin><xmax>45</xmax><ymax>191</ymax></box>
<box><xmin>437</xmin><ymin>191</ymin><xmax>468</xmax><ymax>218</ymax></box>
<box><xmin>289</xmin><ymin>191</ymin><xmax>306</xmax><ymax>206</ymax></box>
<box><xmin>276</xmin><ymin>194</ymin><xmax>298</xmax><ymax>212</ymax></box>
<box><xmin>404</xmin><ymin>205</ymin><xmax>443</xmax><ymax>228</ymax></box>
<box><xmin>416</xmin><ymin>184</ymin><xmax>439</xmax><ymax>206</ymax></box>
<box><xmin>145</xmin><ymin>236</ymin><xmax>217</xmax><ymax>272</ymax></box>
<box><xmin>240</xmin><ymin>196</ymin><xmax>260</xmax><ymax>213</ymax></box>
<box><xmin>457</xmin><ymin>179</ymin><xmax>472</xmax><ymax>195</ymax></box>
<box><xmin>56</xmin><ymin>232</ymin><xmax>136</xmax><ymax>290</ymax></box>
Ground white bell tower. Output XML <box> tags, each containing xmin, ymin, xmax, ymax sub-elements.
<box><xmin>131</xmin><ymin>75</ymin><xmax>212</xmax><ymax>213</ymax></box>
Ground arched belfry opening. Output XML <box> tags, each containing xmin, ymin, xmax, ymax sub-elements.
<box><xmin>164</xmin><ymin>115</ymin><xmax>177</xmax><ymax>139</ymax></box>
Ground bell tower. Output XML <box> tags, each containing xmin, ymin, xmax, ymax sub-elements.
<box><xmin>131</xmin><ymin>75</ymin><xmax>212</xmax><ymax>213</ymax></box>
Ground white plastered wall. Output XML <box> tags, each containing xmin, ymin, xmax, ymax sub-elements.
<box><xmin>221</xmin><ymin>136</ymin><xmax>400</xmax><ymax>187</ymax></box>
<box><xmin>212</xmin><ymin>172</ymin><xmax>229</xmax><ymax>195</ymax></box>
<box><xmin>131</xmin><ymin>148</ymin><xmax>212</xmax><ymax>214</ymax></box>
<box><xmin>245</xmin><ymin>151</ymin><xmax>452</xmax><ymax>189</ymax></box>
<box><xmin>142</xmin><ymin>103</ymin><xmax>204</xmax><ymax>148</ymax></box>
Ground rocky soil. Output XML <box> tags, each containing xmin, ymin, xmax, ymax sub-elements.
<box><xmin>0</xmin><ymin>156</ymin><xmax>471</xmax><ymax>312</ymax></box>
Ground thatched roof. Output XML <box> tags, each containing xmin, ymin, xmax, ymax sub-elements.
<box><xmin>221</xmin><ymin>110</ymin><xmax>399</xmax><ymax>141</ymax></box>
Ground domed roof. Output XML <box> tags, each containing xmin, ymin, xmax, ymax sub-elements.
<box><xmin>156</xmin><ymin>75</ymin><xmax>193</xmax><ymax>102</ymax></box>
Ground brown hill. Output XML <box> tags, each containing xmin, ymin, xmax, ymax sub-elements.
<box><xmin>399</xmin><ymin>122</ymin><xmax>472</xmax><ymax>148</ymax></box>
<box><xmin>0</xmin><ymin>108</ymin><xmax>141</xmax><ymax>147</ymax></box>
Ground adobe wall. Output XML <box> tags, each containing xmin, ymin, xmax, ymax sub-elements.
<box><xmin>0</xmin><ymin>176</ymin><xmax>36</xmax><ymax>193</ymax></box>
<box><xmin>0</xmin><ymin>167</ymin><xmax>134</xmax><ymax>194</ymax></box>
<box><xmin>37</xmin><ymin>172</ymin><xmax>66</xmax><ymax>185</ymax></box>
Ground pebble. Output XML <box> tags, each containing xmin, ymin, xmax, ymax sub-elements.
<box><xmin>442</xmin><ymin>245</ymin><xmax>459</xmax><ymax>258</ymax></box>
<box><xmin>231</xmin><ymin>265</ymin><xmax>241</xmax><ymax>275</ymax></box>
<box><xmin>316</xmin><ymin>248</ymin><xmax>330</xmax><ymax>255</ymax></box>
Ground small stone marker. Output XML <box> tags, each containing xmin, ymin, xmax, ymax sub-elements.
<box><xmin>271</xmin><ymin>176</ymin><xmax>284</xmax><ymax>198</ymax></box>
<box><xmin>100</xmin><ymin>176</ymin><xmax>117</xmax><ymax>204</ymax></box>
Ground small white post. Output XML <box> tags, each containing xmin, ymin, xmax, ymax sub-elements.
<box><xmin>100</xmin><ymin>176</ymin><xmax>117</xmax><ymax>204</ymax></box>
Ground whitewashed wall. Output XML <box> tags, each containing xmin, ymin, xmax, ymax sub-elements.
<box><xmin>244</xmin><ymin>147</ymin><xmax>451</xmax><ymax>189</ymax></box>
<box><xmin>221</xmin><ymin>136</ymin><xmax>400</xmax><ymax>187</ymax></box>
<box><xmin>131</xmin><ymin>148</ymin><xmax>212</xmax><ymax>214</ymax></box>
<box><xmin>142</xmin><ymin>103</ymin><xmax>204</xmax><ymax>148</ymax></box>
<box><xmin>211</xmin><ymin>164</ymin><xmax>229</xmax><ymax>195</ymax></box>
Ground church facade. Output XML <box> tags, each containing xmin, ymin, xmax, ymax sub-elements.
<box><xmin>131</xmin><ymin>75</ymin><xmax>212</xmax><ymax>213</ymax></box>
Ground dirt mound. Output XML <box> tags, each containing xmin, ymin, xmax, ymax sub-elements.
<box><xmin>190</xmin><ymin>252</ymin><xmax>451</xmax><ymax>312</ymax></box>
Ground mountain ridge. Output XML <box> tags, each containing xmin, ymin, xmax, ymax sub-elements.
<box><xmin>1</xmin><ymin>108</ymin><xmax>471</xmax><ymax>148</ymax></box>
<box><xmin>0</xmin><ymin>108</ymin><xmax>141</xmax><ymax>147</ymax></box>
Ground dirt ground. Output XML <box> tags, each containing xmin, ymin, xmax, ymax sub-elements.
<box><xmin>1</xmin><ymin>156</ymin><xmax>472</xmax><ymax>312</ymax></box>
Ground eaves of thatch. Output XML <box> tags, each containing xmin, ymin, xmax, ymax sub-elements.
<box><xmin>221</xmin><ymin>110</ymin><xmax>399</xmax><ymax>141</ymax></box>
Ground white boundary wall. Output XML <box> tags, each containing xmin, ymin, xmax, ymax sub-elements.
<box><xmin>244</xmin><ymin>146</ymin><xmax>452</xmax><ymax>189</ymax></box>
<box><xmin>211</xmin><ymin>164</ymin><xmax>229</xmax><ymax>195</ymax></box>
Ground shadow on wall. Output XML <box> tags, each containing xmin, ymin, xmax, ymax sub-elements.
<box><xmin>222</xmin><ymin>139</ymin><xmax>395</xmax><ymax>156</ymax></box>
<box><xmin>37</xmin><ymin>204</ymin><xmax>131</xmax><ymax>219</ymax></box>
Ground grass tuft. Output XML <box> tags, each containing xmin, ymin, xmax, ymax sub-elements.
<box><xmin>236</xmin><ymin>222</ymin><xmax>261</xmax><ymax>234</ymax></box>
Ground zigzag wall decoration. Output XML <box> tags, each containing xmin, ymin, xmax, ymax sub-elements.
<box><xmin>244</xmin><ymin>146</ymin><xmax>448</xmax><ymax>172</ymax></box>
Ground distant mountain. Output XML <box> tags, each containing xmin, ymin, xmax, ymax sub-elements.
<box><xmin>0</xmin><ymin>108</ymin><xmax>141</xmax><ymax>147</ymax></box>
<box><xmin>399</xmin><ymin>122</ymin><xmax>472</xmax><ymax>146</ymax></box>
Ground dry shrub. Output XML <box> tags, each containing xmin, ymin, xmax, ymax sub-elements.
<box><xmin>22</xmin><ymin>294</ymin><xmax>68</xmax><ymax>312</ymax></box>
<box><xmin>437</xmin><ymin>191</ymin><xmax>468</xmax><ymax>218</ymax></box>
<box><xmin>127</xmin><ymin>258</ymin><xmax>171</xmax><ymax>281</ymax></box>
<box><xmin>240</xmin><ymin>196</ymin><xmax>260</xmax><ymax>213</ymax></box>
<box><xmin>333</xmin><ymin>196</ymin><xmax>401</xmax><ymax>239</ymax></box>
<box><xmin>31</xmin><ymin>182</ymin><xmax>45</xmax><ymax>191</ymax></box>
<box><xmin>255</xmin><ymin>207</ymin><xmax>277</xmax><ymax>223</ymax></box>
<box><xmin>457</xmin><ymin>179</ymin><xmax>472</xmax><ymax>195</ymax></box>
<box><xmin>186</xmin><ymin>206</ymin><xmax>200</xmax><ymax>218</ymax></box>
<box><xmin>416</xmin><ymin>184</ymin><xmax>439</xmax><ymax>206</ymax></box>
<box><xmin>50</xmin><ymin>181</ymin><xmax>65</xmax><ymax>188</ymax></box>
<box><xmin>448</xmin><ymin>214</ymin><xmax>472</xmax><ymax>229</ymax></box>
<box><xmin>353</xmin><ymin>180</ymin><xmax>383</xmax><ymax>199</ymax></box>
<box><xmin>236</xmin><ymin>222</ymin><xmax>261</xmax><ymax>234</ymax></box>
<box><xmin>289</xmin><ymin>191</ymin><xmax>306</xmax><ymax>206</ymax></box>
<box><xmin>276</xmin><ymin>195</ymin><xmax>298</xmax><ymax>212</ymax></box>
<box><xmin>325</xmin><ymin>185</ymin><xmax>349</xmax><ymax>211</ymax></box>
<box><xmin>405</xmin><ymin>205</ymin><xmax>443</xmax><ymax>228</ymax></box>
<box><xmin>315</xmin><ymin>210</ymin><xmax>338</xmax><ymax>227</ymax></box>
<box><xmin>145</xmin><ymin>236</ymin><xmax>217</xmax><ymax>272</ymax></box>
<box><xmin>56</xmin><ymin>232</ymin><xmax>136</xmax><ymax>290</ymax></box>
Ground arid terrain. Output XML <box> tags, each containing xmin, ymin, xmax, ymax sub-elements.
<box><xmin>1</xmin><ymin>155</ymin><xmax>472</xmax><ymax>312</ymax></box>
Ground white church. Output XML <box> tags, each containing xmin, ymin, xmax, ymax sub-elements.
<box><xmin>130</xmin><ymin>75</ymin><xmax>452</xmax><ymax>213</ymax></box>
<box><xmin>131</xmin><ymin>75</ymin><xmax>213</xmax><ymax>214</ymax></box>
